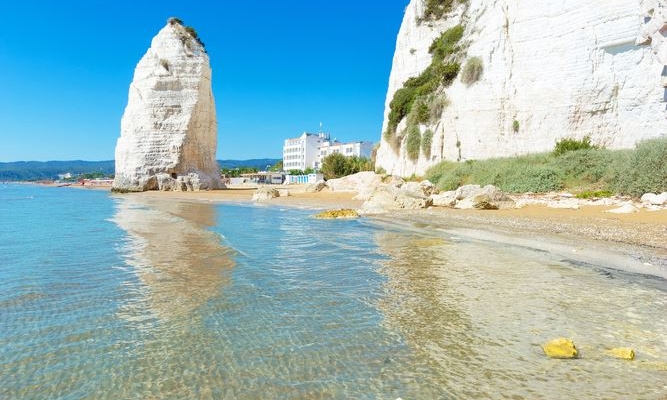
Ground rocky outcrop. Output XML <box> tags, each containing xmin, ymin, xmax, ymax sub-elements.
<box><xmin>377</xmin><ymin>0</ymin><xmax>667</xmax><ymax>177</ymax></box>
<box><xmin>251</xmin><ymin>186</ymin><xmax>280</xmax><ymax>201</ymax></box>
<box><xmin>430</xmin><ymin>184</ymin><xmax>516</xmax><ymax>209</ymax></box>
<box><xmin>304</xmin><ymin>181</ymin><xmax>327</xmax><ymax>193</ymax></box>
<box><xmin>359</xmin><ymin>179</ymin><xmax>434</xmax><ymax>215</ymax></box>
<box><xmin>112</xmin><ymin>18</ymin><xmax>222</xmax><ymax>192</ymax></box>
<box><xmin>325</xmin><ymin>171</ymin><xmax>385</xmax><ymax>200</ymax></box>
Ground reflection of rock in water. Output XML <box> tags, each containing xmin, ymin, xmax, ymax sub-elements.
<box><xmin>374</xmin><ymin>232</ymin><xmax>477</xmax><ymax>369</ymax></box>
<box><xmin>112</xmin><ymin>196</ymin><xmax>234</xmax><ymax>322</ymax></box>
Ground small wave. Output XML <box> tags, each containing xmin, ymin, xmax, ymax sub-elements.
<box><xmin>0</xmin><ymin>196</ymin><xmax>35</xmax><ymax>201</ymax></box>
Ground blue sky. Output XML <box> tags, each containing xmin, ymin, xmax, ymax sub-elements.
<box><xmin>0</xmin><ymin>1</ymin><xmax>408</xmax><ymax>161</ymax></box>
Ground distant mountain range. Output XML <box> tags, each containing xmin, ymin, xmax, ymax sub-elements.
<box><xmin>0</xmin><ymin>159</ymin><xmax>281</xmax><ymax>181</ymax></box>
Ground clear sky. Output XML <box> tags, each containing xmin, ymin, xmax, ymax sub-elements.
<box><xmin>0</xmin><ymin>0</ymin><xmax>408</xmax><ymax>162</ymax></box>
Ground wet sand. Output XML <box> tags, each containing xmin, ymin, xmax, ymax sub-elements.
<box><xmin>104</xmin><ymin>184</ymin><xmax>667</xmax><ymax>276</ymax></box>
<box><xmin>123</xmin><ymin>186</ymin><xmax>666</xmax><ymax>246</ymax></box>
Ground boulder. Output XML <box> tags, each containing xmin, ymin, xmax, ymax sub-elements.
<box><xmin>313</xmin><ymin>209</ymin><xmax>360</xmax><ymax>219</ymax></box>
<box><xmin>641</xmin><ymin>192</ymin><xmax>667</xmax><ymax>206</ymax></box>
<box><xmin>605</xmin><ymin>203</ymin><xmax>640</xmax><ymax>214</ymax></box>
<box><xmin>455</xmin><ymin>185</ymin><xmax>515</xmax><ymax>210</ymax></box>
<box><xmin>607</xmin><ymin>347</ymin><xmax>635</xmax><ymax>360</ymax></box>
<box><xmin>431</xmin><ymin>190</ymin><xmax>457</xmax><ymax>207</ymax></box>
<box><xmin>359</xmin><ymin>182</ymin><xmax>433</xmax><ymax>215</ymax></box>
<box><xmin>455</xmin><ymin>184</ymin><xmax>482</xmax><ymax>200</ymax></box>
<box><xmin>547</xmin><ymin>199</ymin><xmax>581</xmax><ymax>209</ymax></box>
<box><xmin>401</xmin><ymin>180</ymin><xmax>436</xmax><ymax>198</ymax></box>
<box><xmin>305</xmin><ymin>181</ymin><xmax>327</xmax><ymax>193</ymax></box>
<box><xmin>325</xmin><ymin>171</ymin><xmax>383</xmax><ymax>198</ymax></box>
<box><xmin>252</xmin><ymin>187</ymin><xmax>280</xmax><ymax>201</ymax></box>
<box><xmin>542</xmin><ymin>338</ymin><xmax>578</xmax><ymax>359</ymax></box>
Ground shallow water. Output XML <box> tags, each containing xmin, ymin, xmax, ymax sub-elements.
<box><xmin>1</xmin><ymin>184</ymin><xmax>666</xmax><ymax>399</ymax></box>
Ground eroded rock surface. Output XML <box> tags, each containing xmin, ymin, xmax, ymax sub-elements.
<box><xmin>113</xmin><ymin>18</ymin><xmax>222</xmax><ymax>192</ymax></box>
<box><xmin>377</xmin><ymin>1</ymin><xmax>667</xmax><ymax>177</ymax></box>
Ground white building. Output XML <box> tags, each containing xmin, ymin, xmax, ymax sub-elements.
<box><xmin>315</xmin><ymin>141</ymin><xmax>374</xmax><ymax>169</ymax></box>
<box><xmin>283</xmin><ymin>132</ymin><xmax>374</xmax><ymax>172</ymax></box>
<box><xmin>282</xmin><ymin>132</ymin><xmax>330</xmax><ymax>171</ymax></box>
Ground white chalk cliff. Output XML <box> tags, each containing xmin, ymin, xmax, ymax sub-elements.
<box><xmin>112</xmin><ymin>18</ymin><xmax>222</xmax><ymax>191</ymax></box>
<box><xmin>377</xmin><ymin>0</ymin><xmax>667</xmax><ymax>177</ymax></box>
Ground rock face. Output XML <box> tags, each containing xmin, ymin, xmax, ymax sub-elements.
<box><xmin>112</xmin><ymin>18</ymin><xmax>222</xmax><ymax>192</ymax></box>
<box><xmin>377</xmin><ymin>0</ymin><xmax>667</xmax><ymax>177</ymax></box>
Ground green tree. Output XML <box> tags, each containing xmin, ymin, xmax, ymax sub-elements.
<box><xmin>320</xmin><ymin>153</ymin><xmax>350</xmax><ymax>180</ymax></box>
<box><xmin>269</xmin><ymin>160</ymin><xmax>283</xmax><ymax>171</ymax></box>
<box><xmin>320</xmin><ymin>154</ymin><xmax>373</xmax><ymax>180</ymax></box>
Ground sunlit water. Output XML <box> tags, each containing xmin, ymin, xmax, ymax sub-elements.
<box><xmin>1</xmin><ymin>184</ymin><xmax>666</xmax><ymax>399</ymax></box>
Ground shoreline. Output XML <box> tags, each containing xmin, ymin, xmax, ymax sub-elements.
<box><xmin>75</xmin><ymin>184</ymin><xmax>667</xmax><ymax>279</ymax></box>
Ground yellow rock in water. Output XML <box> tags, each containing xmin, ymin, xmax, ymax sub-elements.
<box><xmin>313</xmin><ymin>209</ymin><xmax>359</xmax><ymax>219</ymax></box>
<box><xmin>608</xmin><ymin>347</ymin><xmax>635</xmax><ymax>360</ymax></box>
<box><xmin>542</xmin><ymin>338</ymin><xmax>578</xmax><ymax>359</ymax></box>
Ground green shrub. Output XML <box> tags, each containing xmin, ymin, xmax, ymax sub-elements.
<box><xmin>387</xmin><ymin>87</ymin><xmax>416</xmax><ymax>135</ymax></box>
<box><xmin>440</xmin><ymin>62</ymin><xmax>461</xmax><ymax>86</ymax></box>
<box><xmin>426</xmin><ymin>160</ymin><xmax>473</xmax><ymax>190</ymax></box>
<box><xmin>422</xmin><ymin>130</ymin><xmax>434</xmax><ymax>159</ymax></box>
<box><xmin>425</xmin><ymin>154</ymin><xmax>561</xmax><ymax>193</ymax></box>
<box><xmin>412</xmin><ymin>98</ymin><xmax>430</xmax><ymax>124</ymax></box>
<box><xmin>461</xmin><ymin>56</ymin><xmax>483</xmax><ymax>85</ymax></box>
<box><xmin>512</xmin><ymin>119</ymin><xmax>519</xmax><ymax>133</ymax></box>
<box><xmin>424</xmin><ymin>137</ymin><xmax>667</xmax><ymax>195</ymax></box>
<box><xmin>427</xmin><ymin>94</ymin><xmax>448</xmax><ymax>121</ymax></box>
<box><xmin>576</xmin><ymin>190</ymin><xmax>612</xmax><ymax>199</ymax></box>
<box><xmin>406</xmin><ymin>125</ymin><xmax>422</xmax><ymax>161</ymax></box>
<box><xmin>555</xmin><ymin>148</ymin><xmax>614</xmax><ymax>186</ymax></box>
<box><xmin>320</xmin><ymin>154</ymin><xmax>373</xmax><ymax>180</ymax></box>
<box><xmin>609</xmin><ymin>138</ymin><xmax>667</xmax><ymax>196</ymax></box>
<box><xmin>421</xmin><ymin>0</ymin><xmax>456</xmax><ymax>21</ymax></box>
<box><xmin>429</xmin><ymin>25</ymin><xmax>465</xmax><ymax>63</ymax></box>
<box><xmin>497</xmin><ymin>165</ymin><xmax>562</xmax><ymax>193</ymax></box>
<box><xmin>553</xmin><ymin>135</ymin><xmax>596</xmax><ymax>156</ymax></box>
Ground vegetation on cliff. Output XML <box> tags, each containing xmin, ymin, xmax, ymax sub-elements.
<box><xmin>419</xmin><ymin>0</ymin><xmax>468</xmax><ymax>23</ymax></box>
<box><xmin>425</xmin><ymin>137</ymin><xmax>667</xmax><ymax>196</ymax></box>
<box><xmin>385</xmin><ymin>24</ymin><xmax>466</xmax><ymax>157</ymax></box>
<box><xmin>169</xmin><ymin>17</ymin><xmax>205</xmax><ymax>49</ymax></box>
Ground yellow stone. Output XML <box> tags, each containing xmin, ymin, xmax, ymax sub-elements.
<box><xmin>542</xmin><ymin>338</ymin><xmax>578</xmax><ymax>359</ymax></box>
<box><xmin>313</xmin><ymin>209</ymin><xmax>360</xmax><ymax>219</ymax></box>
<box><xmin>608</xmin><ymin>347</ymin><xmax>635</xmax><ymax>360</ymax></box>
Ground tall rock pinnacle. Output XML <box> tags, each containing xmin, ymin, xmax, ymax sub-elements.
<box><xmin>112</xmin><ymin>18</ymin><xmax>222</xmax><ymax>192</ymax></box>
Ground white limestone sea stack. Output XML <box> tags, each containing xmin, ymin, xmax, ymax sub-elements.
<box><xmin>376</xmin><ymin>0</ymin><xmax>667</xmax><ymax>177</ymax></box>
<box><xmin>112</xmin><ymin>18</ymin><xmax>222</xmax><ymax>192</ymax></box>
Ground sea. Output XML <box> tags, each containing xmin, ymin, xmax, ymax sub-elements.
<box><xmin>1</xmin><ymin>183</ymin><xmax>667</xmax><ymax>399</ymax></box>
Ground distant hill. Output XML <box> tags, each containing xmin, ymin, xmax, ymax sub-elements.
<box><xmin>0</xmin><ymin>160</ymin><xmax>116</xmax><ymax>181</ymax></box>
<box><xmin>0</xmin><ymin>159</ymin><xmax>281</xmax><ymax>181</ymax></box>
<box><xmin>218</xmin><ymin>158</ymin><xmax>280</xmax><ymax>170</ymax></box>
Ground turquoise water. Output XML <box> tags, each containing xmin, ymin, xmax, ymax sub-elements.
<box><xmin>1</xmin><ymin>184</ymin><xmax>667</xmax><ymax>399</ymax></box>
